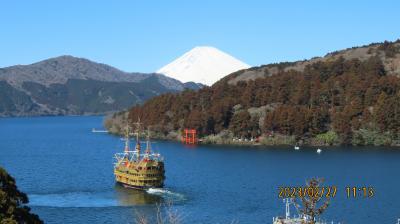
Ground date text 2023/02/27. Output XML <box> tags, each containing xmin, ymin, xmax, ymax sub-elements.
<box><xmin>278</xmin><ymin>186</ymin><xmax>375</xmax><ymax>199</ymax></box>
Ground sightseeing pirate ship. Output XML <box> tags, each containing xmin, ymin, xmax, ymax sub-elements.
<box><xmin>114</xmin><ymin>121</ymin><xmax>165</xmax><ymax>189</ymax></box>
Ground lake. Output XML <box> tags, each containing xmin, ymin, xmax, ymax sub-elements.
<box><xmin>0</xmin><ymin>116</ymin><xmax>399</xmax><ymax>223</ymax></box>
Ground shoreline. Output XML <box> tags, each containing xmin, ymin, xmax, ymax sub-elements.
<box><xmin>103</xmin><ymin>114</ymin><xmax>400</xmax><ymax>148</ymax></box>
<box><xmin>106</xmin><ymin>130</ymin><xmax>400</xmax><ymax>148</ymax></box>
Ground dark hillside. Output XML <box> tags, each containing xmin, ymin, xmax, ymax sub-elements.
<box><xmin>112</xmin><ymin>40</ymin><xmax>400</xmax><ymax>146</ymax></box>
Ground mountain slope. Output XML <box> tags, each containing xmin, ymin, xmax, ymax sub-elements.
<box><xmin>0</xmin><ymin>56</ymin><xmax>202</xmax><ymax>117</ymax></box>
<box><xmin>108</xmin><ymin>39</ymin><xmax>400</xmax><ymax>146</ymax></box>
<box><xmin>157</xmin><ymin>46</ymin><xmax>250</xmax><ymax>86</ymax></box>
<box><xmin>0</xmin><ymin>56</ymin><xmax>182</xmax><ymax>89</ymax></box>
<box><xmin>223</xmin><ymin>41</ymin><xmax>400</xmax><ymax>84</ymax></box>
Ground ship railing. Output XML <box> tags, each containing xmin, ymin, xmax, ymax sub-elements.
<box><xmin>142</xmin><ymin>152</ymin><xmax>163</xmax><ymax>160</ymax></box>
<box><xmin>114</xmin><ymin>152</ymin><xmax>163</xmax><ymax>163</ymax></box>
<box><xmin>115</xmin><ymin>151</ymin><xmax>161</xmax><ymax>157</ymax></box>
<box><xmin>117</xmin><ymin>150</ymin><xmax>140</xmax><ymax>154</ymax></box>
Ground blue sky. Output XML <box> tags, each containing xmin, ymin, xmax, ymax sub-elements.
<box><xmin>0</xmin><ymin>0</ymin><xmax>399</xmax><ymax>73</ymax></box>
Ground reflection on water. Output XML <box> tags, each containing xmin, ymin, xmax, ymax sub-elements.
<box><xmin>28</xmin><ymin>185</ymin><xmax>163</xmax><ymax>208</ymax></box>
<box><xmin>114</xmin><ymin>184</ymin><xmax>163</xmax><ymax>206</ymax></box>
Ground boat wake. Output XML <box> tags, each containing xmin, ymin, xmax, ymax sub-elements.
<box><xmin>28</xmin><ymin>189</ymin><xmax>185</xmax><ymax>207</ymax></box>
<box><xmin>28</xmin><ymin>191</ymin><xmax>119</xmax><ymax>208</ymax></box>
<box><xmin>146</xmin><ymin>188</ymin><xmax>185</xmax><ymax>201</ymax></box>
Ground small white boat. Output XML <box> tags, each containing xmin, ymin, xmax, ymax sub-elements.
<box><xmin>317</xmin><ymin>148</ymin><xmax>322</xmax><ymax>154</ymax></box>
<box><xmin>92</xmin><ymin>128</ymin><xmax>109</xmax><ymax>133</ymax></box>
<box><xmin>273</xmin><ymin>198</ymin><xmax>332</xmax><ymax>224</ymax></box>
<box><xmin>294</xmin><ymin>146</ymin><xmax>300</xmax><ymax>150</ymax></box>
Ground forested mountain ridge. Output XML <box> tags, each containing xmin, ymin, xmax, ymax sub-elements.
<box><xmin>222</xmin><ymin>40</ymin><xmax>400</xmax><ymax>84</ymax></box>
<box><xmin>0</xmin><ymin>56</ymin><xmax>202</xmax><ymax>116</ymax></box>
<box><xmin>106</xmin><ymin>40</ymin><xmax>400</xmax><ymax>146</ymax></box>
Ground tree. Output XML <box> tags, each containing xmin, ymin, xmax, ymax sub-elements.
<box><xmin>0</xmin><ymin>167</ymin><xmax>43</xmax><ymax>224</ymax></box>
<box><xmin>378</xmin><ymin>40</ymin><xmax>399</xmax><ymax>58</ymax></box>
<box><xmin>308</xmin><ymin>107</ymin><xmax>329</xmax><ymax>136</ymax></box>
<box><xmin>374</xmin><ymin>92</ymin><xmax>400</xmax><ymax>135</ymax></box>
<box><xmin>294</xmin><ymin>178</ymin><xmax>330</xmax><ymax>224</ymax></box>
<box><xmin>229</xmin><ymin>110</ymin><xmax>252</xmax><ymax>138</ymax></box>
<box><xmin>209</xmin><ymin>100</ymin><xmax>234</xmax><ymax>133</ymax></box>
<box><xmin>332</xmin><ymin>110</ymin><xmax>352</xmax><ymax>144</ymax></box>
<box><xmin>184</xmin><ymin>109</ymin><xmax>205</xmax><ymax>134</ymax></box>
<box><xmin>263</xmin><ymin>106</ymin><xmax>310</xmax><ymax>137</ymax></box>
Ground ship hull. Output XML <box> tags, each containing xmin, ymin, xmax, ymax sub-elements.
<box><xmin>118</xmin><ymin>182</ymin><xmax>163</xmax><ymax>190</ymax></box>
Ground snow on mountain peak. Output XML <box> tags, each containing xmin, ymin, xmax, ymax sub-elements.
<box><xmin>157</xmin><ymin>46</ymin><xmax>250</xmax><ymax>86</ymax></box>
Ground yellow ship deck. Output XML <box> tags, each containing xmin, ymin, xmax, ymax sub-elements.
<box><xmin>114</xmin><ymin>159</ymin><xmax>165</xmax><ymax>189</ymax></box>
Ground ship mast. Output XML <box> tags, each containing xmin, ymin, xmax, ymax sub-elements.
<box><xmin>284</xmin><ymin>198</ymin><xmax>291</xmax><ymax>219</ymax></box>
<box><xmin>133</xmin><ymin>118</ymin><xmax>142</xmax><ymax>160</ymax></box>
<box><xmin>124</xmin><ymin>125</ymin><xmax>130</xmax><ymax>153</ymax></box>
<box><xmin>145</xmin><ymin>127</ymin><xmax>151</xmax><ymax>154</ymax></box>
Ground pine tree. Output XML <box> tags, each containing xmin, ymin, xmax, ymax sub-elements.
<box><xmin>0</xmin><ymin>167</ymin><xmax>43</xmax><ymax>224</ymax></box>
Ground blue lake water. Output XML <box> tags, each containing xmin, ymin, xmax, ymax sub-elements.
<box><xmin>0</xmin><ymin>116</ymin><xmax>400</xmax><ymax>223</ymax></box>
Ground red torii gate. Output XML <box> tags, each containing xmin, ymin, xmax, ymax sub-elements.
<box><xmin>182</xmin><ymin>129</ymin><xmax>197</xmax><ymax>144</ymax></box>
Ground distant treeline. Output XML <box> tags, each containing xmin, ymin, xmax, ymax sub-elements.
<box><xmin>126</xmin><ymin>41</ymin><xmax>400</xmax><ymax>146</ymax></box>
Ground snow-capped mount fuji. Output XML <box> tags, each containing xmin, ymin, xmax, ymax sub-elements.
<box><xmin>157</xmin><ymin>46</ymin><xmax>250</xmax><ymax>86</ymax></box>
